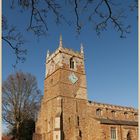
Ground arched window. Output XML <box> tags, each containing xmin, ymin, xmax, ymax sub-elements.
<box><xmin>124</xmin><ymin>112</ymin><xmax>128</xmax><ymax>119</ymax></box>
<box><xmin>127</xmin><ymin>131</ymin><xmax>132</xmax><ymax>140</ymax></box>
<box><xmin>134</xmin><ymin>113</ymin><xmax>138</xmax><ymax>120</ymax></box>
<box><xmin>111</xmin><ymin>110</ymin><xmax>116</xmax><ymax>118</ymax></box>
<box><xmin>68</xmin><ymin>117</ymin><xmax>71</xmax><ymax>123</ymax></box>
<box><xmin>77</xmin><ymin>116</ymin><xmax>80</xmax><ymax>126</ymax></box>
<box><xmin>70</xmin><ymin>57</ymin><xmax>74</xmax><ymax>69</ymax></box>
<box><xmin>96</xmin><ymin>108</ymin><xmax>102</xmax><ymax>116</ymax></box>
<box><xmin>79</xmin><ymin>130</ymin><xmax>82</xmax><ymax>137</ymax></box>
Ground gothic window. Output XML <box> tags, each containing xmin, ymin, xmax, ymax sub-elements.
<box><xmin>79</xmin><ymin>130</ymin><xmax>82</xmax><ymax>137</ymax></box>
<box><xmin>124</xmin><ymin>112</ymin><xmax>128</xmax><ymax>119</ymax></box>
<box><xmin>111</xmin><ymin>110</ymin><xmax>116</xmax><ymax>118</ymax></box>
<box><xmin>70</xmin><ymin>57</ymin><xmax>74</xmax><ymax>69</ymax></box>
<box><xmin>127</xmin><ymin>131</ymin><xmax>132</xmax><ymax>140</ymax></box>
<box><xmin>96</xmin><ymin>108</ymin><xmax>102</xmax><ymax>116</ymax></box>
<box><xmin>134</xmin><ymin>113</ymin><xmax>138</xmax><ymax>120</ymax></box>
<box><xmin>77</xmin><ymin>116</ymin><xmax>80</xmax><ymax>126</ymax></box>
<box><xmin>111</xmin><ymin>127</ymin><xmax>117</xmax><ymax>140</ymax></box>
<box><xmin>45</xmin><ymin>119</ymin><xmax>47</xmax><ymax>131</ymax></box>
<box><xmin>68</xmin><ymin>117</ymin><xmax>70</xmax><ymax>123</ymax></box>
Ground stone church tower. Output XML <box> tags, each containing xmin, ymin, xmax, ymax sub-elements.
<box><xmin>33</xmin><ymin>36</ymin><xmax>138</xmax><ymax>140</ymax></box>
<box><xmin>34</xmin><ymin>35</ymin><xmax>88</xmax><ymax>140</ymax></box>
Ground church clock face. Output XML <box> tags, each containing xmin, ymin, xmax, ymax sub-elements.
<box><xmin>69</xmin><ymin>72</ymin><xmax>78</xmax><ymax>84</ymax></box>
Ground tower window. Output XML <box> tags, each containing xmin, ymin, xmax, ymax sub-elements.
<box><xmin>111</xmin><ymin>127</ymin><xmax>117</xmax><ymax>140</ymax></box>
<box><xmin>68</xmin><ymin>117</ymin><xmax>70</xmax><ymax>123</ymax></box>
<box><xmin>127</xmin><ymin>131</ymin><xmax>132</xmax><ymax>140</ymax></box>
<box><xmin>77</xmin><ymin>116</ymin><xmax>80</xmax><ymax>126</ymax></box>
<box><xmin>79</xmin><ymin>130</ymin><xmax>82</xmax><ymax>137</ymax></box>
<box><xmin>70</xmin><ymin>58</ymin><xmax>74</xmax><ymax>69</ymax></box>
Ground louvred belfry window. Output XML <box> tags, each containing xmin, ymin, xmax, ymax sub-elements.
<box><xmin>70</xmin><ymin>57</ymin><xmax>74</xmax><ymax>69</ymax></box>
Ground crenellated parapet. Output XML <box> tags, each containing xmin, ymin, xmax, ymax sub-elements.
<box><xmin>88</xmin><ymin>101</ymin><xmax>137</xmax><ymax>111</ymax></box>
<box><xmin>45</xmin><ymin>36</ymin><xmax>85</xmax><ymax>78</ymax></box>
<box><xmin>87</xmin><ymin>101</ymin><xmax>138</xmax><ymax>121</ymax></box>
<box><xmin>46</xmin><ymin>46</ymin><xmax>84</xmax><ymax>64</ymax></box>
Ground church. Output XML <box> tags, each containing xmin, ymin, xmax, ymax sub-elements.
<box><xmin>33</xmin><ymin>36</ymin><xmax>138</xmax><ymax>140</ymax></box>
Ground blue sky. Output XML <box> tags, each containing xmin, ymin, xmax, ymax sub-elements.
<box><xmin>3</xmin><ymin>0</ymin><xmax>138</xmax><ymax>112</ymax></box>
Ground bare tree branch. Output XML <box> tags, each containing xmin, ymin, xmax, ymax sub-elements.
<box><xmin>129</xmin><ymin>0</ymin><xmax>138</xmax><ymax>11</ymax></box>
<box><xmin>74</xmin><ymin>0</ymin><xmax>81</xmax><ymax>33</ymax></box>
<box><xmin>88</xmin><ymin>0</ymin><xmax>131</xmax><ymax>37</ymax></box>
<box><xmin>2</xmin><ymin>16</ymin><xmax>27</xmax><ymax>68</ymax></box>
<box><xmin>6</xmin><ymin>0</ymin><xmax>136</xmax><ymax>37</ymax></box>
<box><xmin>2</xmin><ymin>0</ymin><xmax>137</xmax><ymax>65</ymax></box>
<box><xmin>2</xmin><ymin>34</ymin><xmax>27</xmax><ymax>68</ymax></box>
<box><xmin>27</xmin><ymin>0</ymin><xmax>48</xmax><ymax>36</ymax></box>
<box><xmin>44</xmin><ymin>0</ymin><xmax>60</xmax><ymax>23</ymax></box>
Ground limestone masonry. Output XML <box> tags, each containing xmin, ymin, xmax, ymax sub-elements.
<box><xmin>33</xmin><ymin>36</ymin><xmax>138</xmax><ymax>140</ymax></box>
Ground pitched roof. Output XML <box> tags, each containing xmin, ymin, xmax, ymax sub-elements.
<box><xmin>96</xmin><ymin>118</ymin><xmax>138</xmax><ymax>126</ymax></box>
